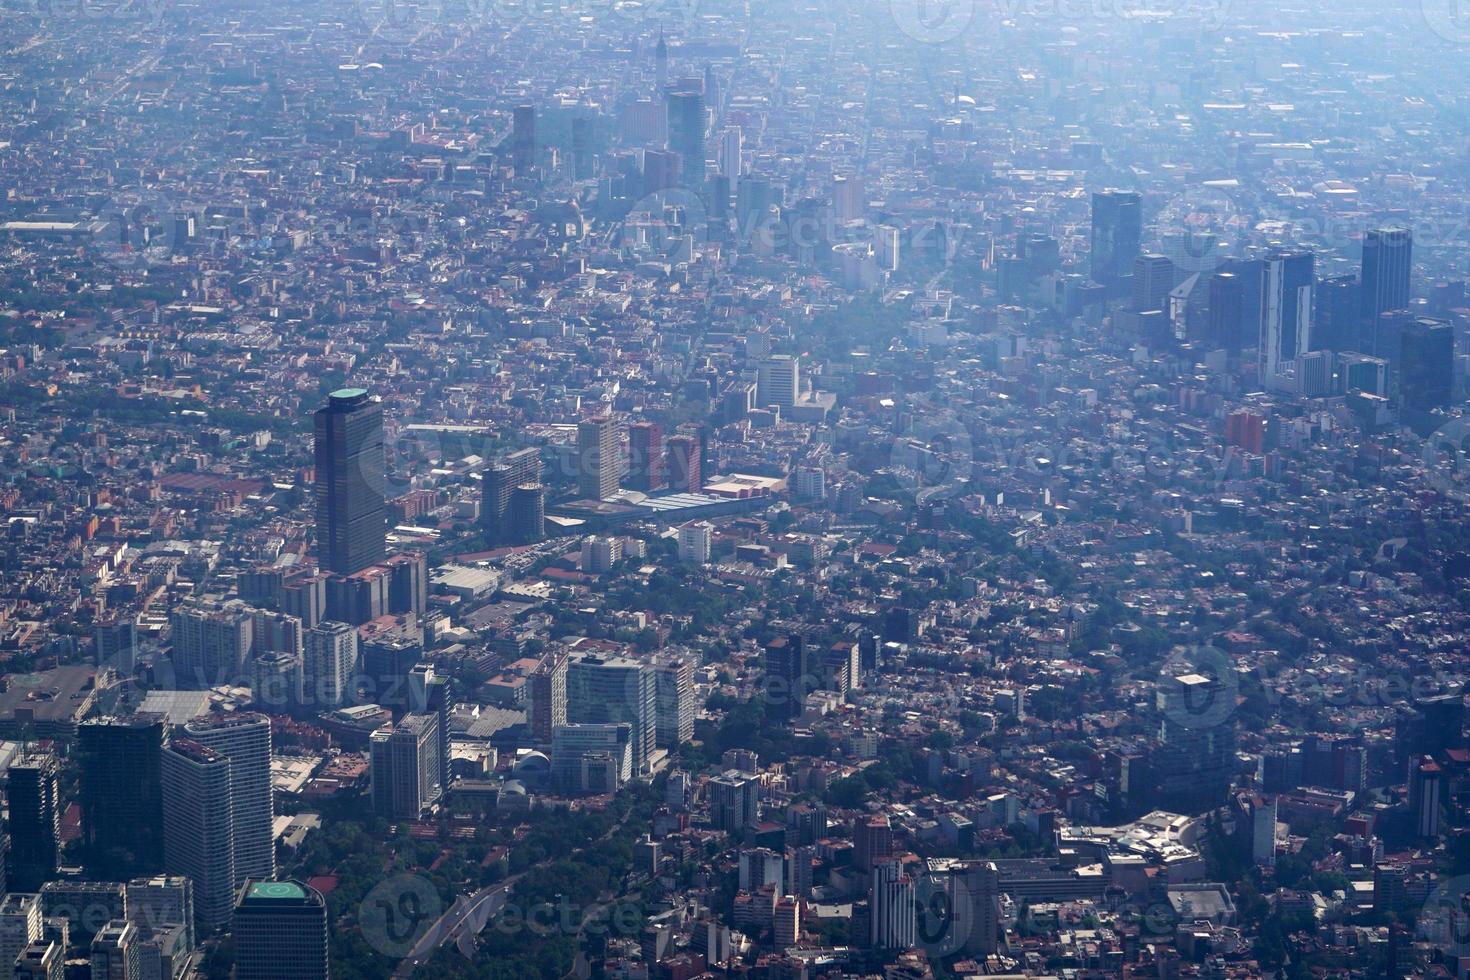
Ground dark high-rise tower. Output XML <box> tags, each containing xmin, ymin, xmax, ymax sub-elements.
<box><xmin>627</xmin><ymin>421</ymin><xmax>665</xmax><ymax>492</ymax></box>
<box><xmin>233</xmin><ymin>880</ymin><xmax>329</xmax><ymax>980</ymax></box>
<box><xmin>1206</xmin><ymin>271</ymin><xmax>1246</xmax><ymax>353</ymax></box>
<box><xmin>666</xmin><ymin>90</ymin><xmax>706</xmax><ymax>191</ymax></box>
<box><xmin>763</xmin><ymin>634</ymin><xmax>808</xmax><ymax>722</ymax></box>
<box><xmin>8</xmin><ymin>751</ymin><xmax>60</xmax><ymax>891</ymax></box>
<box><xmin>313</xmin><ymin>389</ymin><xmax>386</xmax><ymax>576</ymax></box>
<box><xmin>571</xmin><ymin>113</ymin><xmax>594</xmax><ymax>181</ymax></box>
<box><xmin>481</xmin><ymin>448</ymin><xmax>541</xmax><ymax>545</ymax></box>
<box><xmin>665</xmin><ymin>434</ymin><xmax>701</xmax><ymax>492</ymax></box>
<box><xmin>1400</xmin><ymin>317</ymin><xmax>1454</xmax><ymax>414</ymax></box>
<box><xmin>1314</xmin><ymin>275</ymin><xmax>1362</xmax><ymax>353</ymax></box>
<box><xmin>512</xmin><ymin>103</ymin><xmax>537</xmax><ymax>173</ymax></box>
<box><xmin>78</xmin><ymin>714</ymin><xmax>167</xmax><ymax>876</ymax></box>
<box><xmin>1362</xmin><ymin>227</ymin><xmax>1413</xmax><ymax>343</ymax></box>
<box><xmin>654</xmin><ymin>29</ymin><xmax>668</xmax><ymax>92</ymax></box>
<box><xmin>509</xmin><ymin>483</ymin><xmax>545</xmax><ymax>545</ymax></box>
<box><xmin>1090</xmin><ymin>190</ymin><xmax>1142</xmax><ymax>295</ymax></box>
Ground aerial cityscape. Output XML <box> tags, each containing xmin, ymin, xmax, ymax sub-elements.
<box><xmin>1</xmin><ymin>0</ymin><xmax>1470</xmax><ymax>977</ymax></box>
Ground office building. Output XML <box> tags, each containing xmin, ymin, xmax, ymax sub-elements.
<box><xmin>666</xmin><ymin>90</ymin><xmax>705</xmax><ymax>190</ymax></box>
<box><xmin>773</xmin><ymin>895</ymin><xmax>801</xmax><ymax>948</ymax></box>
<box><xmin>15</xmin><ymin>940</ymin><xmax>62</xmax><ymax>980</ymax></box>
<box><xmin>90</xmin><ymin>920</ymin><xmax>141</xmax><ymax>980</ymax></box>
<box><xmin>370</xmin><ymin>713</ymin><xmax>440</xmax><ymax>820</ymax></box>
<box><xmin>1362</xmin><ymin>227</ymin><xmax>1413</xmax><ymax>338</ymax></box>
<box><xmin>719</xmin><ymin>126</ymin><xmax>742</xmax><ymax>197</ymax></box>
<box><xmin>855</xmin><ymin>814</ymin><xmax>894</xmax><ymax>872</ymax></box>
<box><xmin>1339</xmin><ymin>353</ymin><xmax>1389</xmax><ymax>396</ymax></box>
<box><xmin>79</xmin><ymin>714</ymin><xmax>167</xmax><ymax>876</ymax></box>
<box><xmin>954</xmin><ymin>861</ymin><xmax>1001</xmax><ymax>955</ymax></box>
<box><xmin>250</xmin><ymin>651</ymin><xmax>303</xmax><ymax>714</ymax></box>
<box><xmin>551</xmin><ymin>723</ymin><xmax>634</xmax><ymax>793</ymax></box>
<box><xmin>481</xmin><ymin>448</ymin><xmax>541</xmax><ymax>544</ymax></box>
<box><xmin>1261</xmin><ymin>250</ymin><xmax>1315</xmax><ymax>383</ymax></box>
<box><xmin>303</xmin><ymin>620</ymin><xmax>357</xmax><ymax>709</ymax></box>
<box><xmin>233</xmin><ymin>880</ymin><xmax>328</xmax><ymax>980</ymax></box>
<box><xmin>39</xmin><ymin>880</ymin><xmax>124</xmax><ymax>946</ymax></box>
<box><xmin>161</xmin><ymin>740</ymin><xmax>236</xmax><ymax>932</ymax></box>
<box><xmin>870</xmin><ymin>859</ymin><xmax>916</xmax><ymax>950</ymax></box>
<box><xmin>512</xmin><ymin>103</ymin><xmax>536</xmax><ymax>173</ymax></box>
<box><xmin>1090</xmin><ymin>190</ymin><xmax>1142</xmax><ymax>293</ymax></box>
<box><xmin>508</xmin><ymin>483</ymin><xmax>546</xmax><ymax>545</ymax></box>
<box><xmin>757</xmin><ymin>354</ymin><xmax>800</xmax><ymax>411</ymax></box>
<box><xmin>665</xmin><ymin>434</ymin><xmax>701</xmax><ymax>492</ymax></box>
<box><xmin>577</xmin><ymin>416</ymin><xmax>620</xmax><ymax>501</ymax></box>
<box><xmin>126</xmin><ymin>876</ymin><xmax>195</xmax><ymax>952</ymax></box>
<box><xmin>1400</xmin><ymin>317</ymin><xmax>1454</xmax><ymax>413</ymax></box>
<box><xmin>708</xmin><ymin>769</ymin><xmax>759</xmax><ymax>833</ymax></box>
<box><xmin>655</xmin><ymin>657</ymin><xmax>695</xmax><ymax>748</ymax></box>
<box><xmin>408</xmin><ymin>663</ymin><xmax>451</xmax><ymax>798</ymax></box>
<box><xmin>627</xmin><ymin>421</ymin><xmax>664</xmax><ymax>491</ymax></box>
<box><xmin>1314</xmin><ymin>274</ymin><xmax>1361</xmax><ymax>353</ymax></box>
<box><xmin>763</xmin><ymin>634</ymin><xmax>807</xmax><ymax>722</ymax></box>
<box><xmin>833</xmin><ymin>174</ymin><xmax>864</xmax><ymax>223</ymax></box>
<box><xmin>313</xmin><ymin>388</ymin><xmax>387</xmax><ymax>576</ymax></box>
<box><xmin>1410</xmin><ymin>755</ymin><xmax>1443</xmax><ymax>839</ymax></box>
<box><xmin>180</xmin><ymin>714</ymin><xmax>275</xmax><ymax>883</ymax></box>
<box><xmin>676</xmin><ymin>520</ymin><xmax>713</xmax><ymax>563</ymax></box>
<box><xmin>169</xmin><ymin>598</ymin><xmax>253</xmax><ymax>689</ymax></box>
<box><xmin>0</xmin><ymin>894</ymin><xmax>42</xmax><ymax>980</ymax></box>
<box><xmin>281</xmin><ymin>574</ymin><xmax>327</xmax><ymax>630</ymax></box>
<box><xmin>8</xmin><ymin>751</ymin><xmax>60</xmax><ymax>892</ymax></box>
<box><xmin>1133</xmin><ymin>253</ymin><xmax>1175</xmax><ymax>314</ymax></box>
<box><xmin>1151</xmin><ymin>671</ymin><xmax>1238</xmax><ymax>812</ymax></box>
<box><xmin>385</xmin><ymin>552</ymin><xmax>428</xmax><ymax>616</ymax></box>
<box><xmin>529</xmin><ymin>652</ymin><xmax>568</xmax><ymax>744</ymax></box>
<box><xmin>566</xmin><ymin>654</ymin><xmax>656</xmax><ymax>773</ymax></box>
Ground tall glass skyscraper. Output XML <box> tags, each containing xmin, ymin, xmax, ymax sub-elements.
<box><xmin>1361</xmin><ymin>227</ymin><xmax>1413</xmax><ymax>354</ymax></box>
<box><xmin>233</xmin><ymin>880</ymin><xmax>329</xmax><ymax>980</ymax></box>
<box><xmin>313</xmin><ymin>388</ymin><xmax>386</xmax><ymax>576</ymax></box>
<box><xmin>1090</xmin><ymin>190</ymin><xmax>1142</xmax><ymax>294</ymax></box>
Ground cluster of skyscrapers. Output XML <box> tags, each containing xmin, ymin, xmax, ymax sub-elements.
<box><xmin>1087</xmin><ymin>192</ymin><xmax>1451</xmax><ymax>422</ymax></box>
<box><xmin>1</xmin><ymin>711</ymin><xmax>326</xmax><ymax>977</ymax></box>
